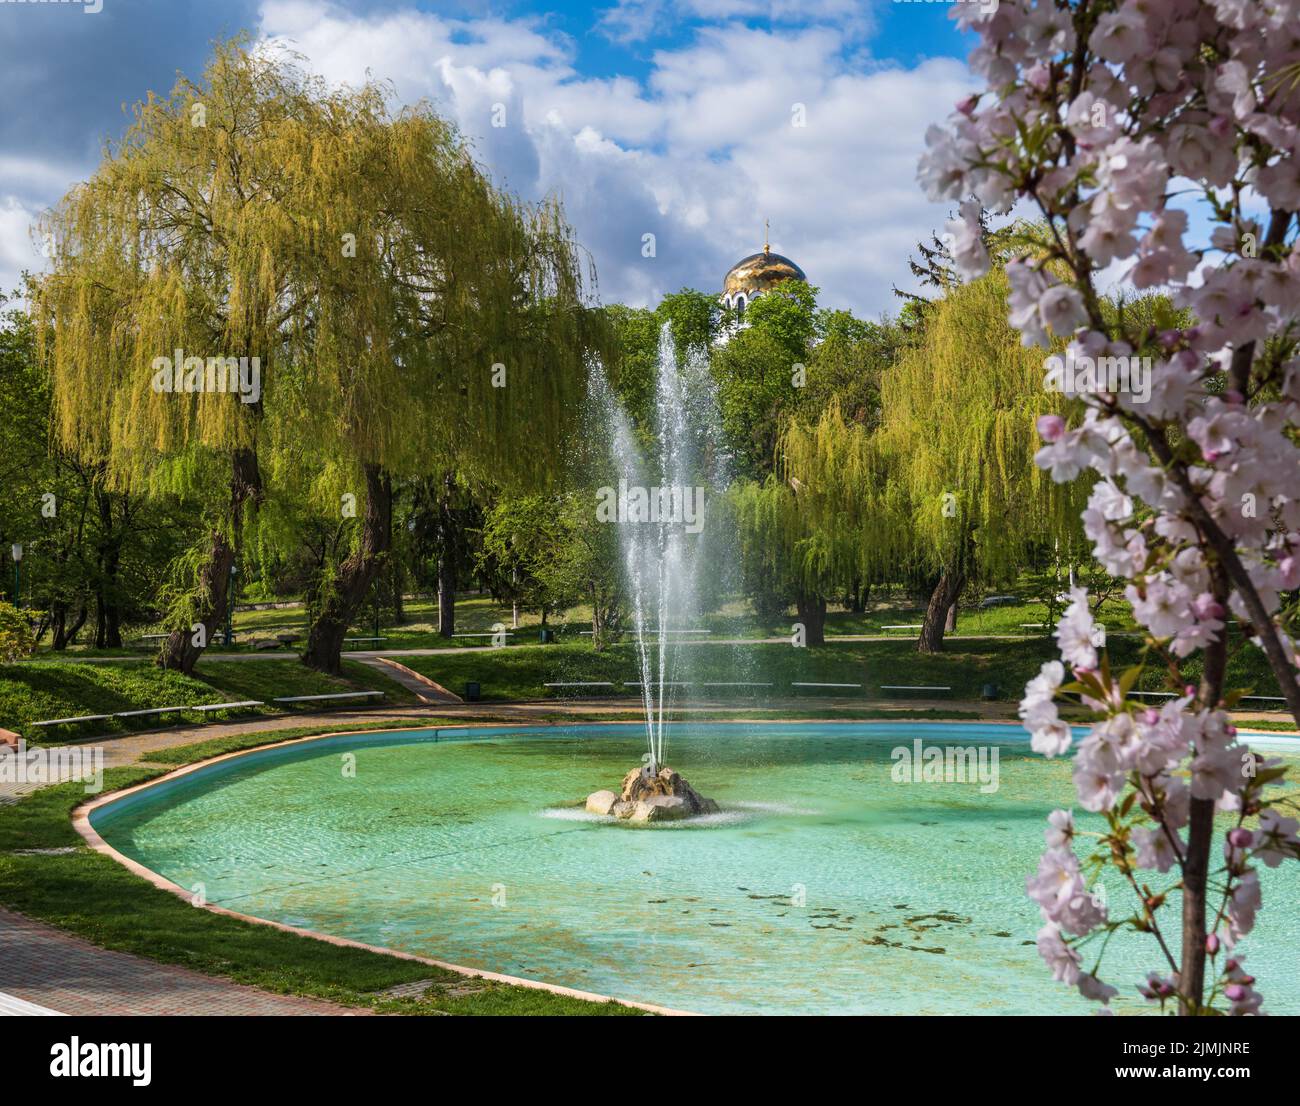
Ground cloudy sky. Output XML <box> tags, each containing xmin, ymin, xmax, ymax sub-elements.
<box><xmin>0</xmin><ymin>0</ymin><xmax>975</xmax><ymax>318</ymax></box>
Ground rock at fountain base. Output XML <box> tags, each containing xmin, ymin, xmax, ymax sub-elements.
<box><xmin>586</xmin><ymin>765</ymin><xmax>719</xmax><ymax>822</ymax></box>
<box><xmin>585</xmin><ymin>790</ymin><xmax>620</xmax><ymax>816</ymax></box>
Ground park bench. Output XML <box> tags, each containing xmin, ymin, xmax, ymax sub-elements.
<box><xmin>342</xmin><ymin>637</ymin><xmax>386</xmax><ymax>649</ymax></box>
<box><xmin>879</xmin><ymin>685</ymin><xmax>951</xmax><ymax>696</ymax></box>
<box><xmin>1129</xmin><ymin>690</ymin><xmax>1178</xmax><ymax>699</ymax></box>
<box><xmin>1239</xmin><ymin>695</ymin><xmax>1286</xmax><ymax>709</ymax></box>
<box><xmin>792</xmin><ymin>681</ymin><xmax>863</xmax><ymax>693</ymax></box>
<box><xmin>882</xmin><ymin>624</ymin><xmax>922</xmax><ymax>632</ymax></box>
<box><xmin>113</xmin><ymin>706</ymin><xmax>189</xmax><ymax>720</ymax></box>
<box><xmin>544</xmin><ymin>681</ymin><xmax>616</xmax><ymax>696</ymax></box>
<box><xmin>30</xmin><ymin>714</ymin><xmax>113</xmax><ymax>729</ymax></box>
<box><xmin>272</xmin><ymin>691</ymin><xmax>386</xmax><ymax>707</ymax></box>
<box><xmin>187</xmin><ymin>700</ymin><xmax>264</xmax><ymax>719</ymax></box>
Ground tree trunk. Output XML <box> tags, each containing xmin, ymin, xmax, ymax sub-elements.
<box><xmin>160</xmin><ymin>447</ymin><xmax>261</xmax><ymax>675</ymax></box>
<box><xmin>51</xmin><ymin>603</ymin><xmax>70</xmax><ymax>650</ymax></box>
<box><xmin>918</xmin><ymin>569</ymin><xmax>964</xmax><ymax>654</ymax></box>
<box><xmin>386</xmin><ymin>475</ymin><xmax>405</xmax><ymax>625</ymax></box>
<box><xmin>944</xmin><ymin>597</ymin><xmax>958</xmax><ymax>634</ymax></box>
<box><xmin>1178</xmin><ymin>570</ymin><xmax>1230</xmax><ymax>1014</ymax></box>
<box><xmin>437</xmin><ymin>559</ymin><xmax>455</xmax><ymax>638</ymax></box>
<box><xmin>302</xmin><ymin>463</ymin><xmax>393</xmax><ymax>675</ymax></box>
<box><xmin>436</xmin><ymin>472</ymin><xmax>456</xmax><ymax>639</ymax></box>
<box><xmin>796</xmin><ymin>591</ymin><xmax>827</xmax><ymax>646</ymax></box>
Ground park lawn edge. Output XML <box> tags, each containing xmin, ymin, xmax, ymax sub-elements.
<box><xmin>0</xmin><ymin>719</ymin><xmax>647</xmax><ymax>1016</ymax></box>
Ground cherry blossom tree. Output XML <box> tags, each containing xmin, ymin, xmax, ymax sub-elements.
<box><xmin>919</xmin><ymin>0</ymin><xmax>1300</xmax><ymax>1014</ymax></box>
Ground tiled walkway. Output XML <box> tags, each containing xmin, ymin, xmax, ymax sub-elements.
<box><xmin>0</xmin><ymin>908</ymin><xmax>359</xmax><ymax>1015</ymax></box>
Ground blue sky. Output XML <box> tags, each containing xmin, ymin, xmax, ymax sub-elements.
<box><xmin>0</xmin><ymin>0</ymin><xmax>975</xmax><ymax>316</ymax></box>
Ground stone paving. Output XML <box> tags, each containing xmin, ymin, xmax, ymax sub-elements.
<box><xmin>0</xmin><ymin>908</ymin><xmax>360</xmax><ymax>1015</ymax></box>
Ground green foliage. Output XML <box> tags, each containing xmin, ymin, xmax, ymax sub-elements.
<box><xmin>0</xmin><ymin>602</ymin><xmax>35</xmax><ymax>664</ymax></box>
<box><xmin>781</xmin><ymin>268</ymin><xmax>1086</xmax><ymax>593</ymax></box>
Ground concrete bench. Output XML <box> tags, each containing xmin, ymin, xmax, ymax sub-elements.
<box><xmin>544</xmin><ymin>681</ymin><xmax>617</xmax><ymax>696</ymax></box>
<box><xmin>113</xmin><ymin>706</ymin><xmax>189</xmax><ymax>719</ymax></box>
<box><xmin>271</xmin><ymin>691</ymin><xmax>386</xmax><ymax>705</ymax></box>
<box><xmin>1239</xmin><ymin>695</ymin><xmax>1286</xmax><ymax>709</ymax></box>
<box><xmin>880</xmin><ymin>684</ymin><xmax>951</xmax><ymax>690</ymax></box>
<box><xmin>882</xmin><ymin>625</ymin><xmax>922</xmax><ymax>631</ymax></box>
<box><xmin>188</xmin><ymin>700</ymin><xmax>264</xmax><ymax>716</ymax></box>
<box><xmin>31</xmin><ymin>714</ymin><xmax>113</xmax><ymax>728</ymax></box>
<box><xmin>792</xmin><ymin>681</ymin><xmax>863</xmax><ymax>691</ymax></box>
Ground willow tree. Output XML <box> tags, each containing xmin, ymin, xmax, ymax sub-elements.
<box><xmin>34</xmin><ymin>42</ymin><xmax>329</xmax><ymax>672</ymax></box>
<box><xmin>36</xmin><ymin>40</ymin><xmax>603</xmax><ymax>675</ymax></box>
<box><xmin>782</xmin><ymin>269</ymin><xmax>1084</xmax><ymax>653</ymax></box>
<box><xmin>264</xmin><ymin>92</ymin><xmax>601</xmax><ymax>672</ymax></box>
<box><xmin>729</xmin><ymin>471</ymin><xmax>879</xmax><ymax>645</ymax></box>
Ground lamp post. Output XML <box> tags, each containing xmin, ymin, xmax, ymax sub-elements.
<box><xmin>224</xmin><ymin>562</ymin><xmax>237</xmax><ymax>647</ymax></box>
<box><xmin>10</xmin><ymin>543</ymin><xmax>22</xmax><ymax>608</ymax></box>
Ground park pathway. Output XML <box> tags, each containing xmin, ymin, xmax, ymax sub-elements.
<box><xmin>0</xmin><ymin>908</ymin><xmax>360</xmax><ymax>1015</ymax></box>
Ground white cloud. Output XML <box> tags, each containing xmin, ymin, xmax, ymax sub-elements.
<box><xmin>0</xmin><ymin>196</ymin><xmax>48</xmax><ymax>300</ymax></box>
<box><xmin>259</xmin><ymin>0</ymin><xmax>970</xmax><ymax>316</ymax></box>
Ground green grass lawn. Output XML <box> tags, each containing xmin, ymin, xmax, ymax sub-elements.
<box><xmin>0</xmin><ymin>658</ymin><xmax>419</xmax><ymax>740</ymax></box>
<box><xmin>37</xmin><ymin>592</ymin><xmax>1149</xmax><ymax>659</ymax></box>
<box><xmin>0</xmin><ymin>734</ymin><xmax>640</xmax><ymax>1015</ymax></box>
<box><xmin>400</xmin><ymin>634</ymin><xmax>1285</xmax><ymax>706</ymax></box>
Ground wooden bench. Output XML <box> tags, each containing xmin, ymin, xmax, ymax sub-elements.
<box><xmin>271</xmin><ymin>691</ymin><xmax>386</xmax><ymax>706</ymax></box>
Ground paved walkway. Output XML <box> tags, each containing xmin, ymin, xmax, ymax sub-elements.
<box><xmin>0</xmin><ymin>908</ymin><xmax>359</xmax><ymax>1015</ymax></box>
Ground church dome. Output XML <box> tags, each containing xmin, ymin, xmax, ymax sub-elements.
<box><xmin>722</xmin><ymin>247</ymin><xmax>806</xmax><ymax>299</ymax></box>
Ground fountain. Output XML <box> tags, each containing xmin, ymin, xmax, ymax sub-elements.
<box><xmin>584</xmin><ymin>324</ymin><xmax>729</xmax><ymax>822</ymax></box>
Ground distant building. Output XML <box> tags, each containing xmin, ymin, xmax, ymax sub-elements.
<box><xmin>718</xmin><ymin>224</ymin><xmax>806</xmax><ymax>342</ymax></box>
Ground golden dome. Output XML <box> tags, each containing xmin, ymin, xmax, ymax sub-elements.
<box><xmin>722</xmin><ymin>247</ymin><xmax>806</xmax><ymax>299</ymax></box>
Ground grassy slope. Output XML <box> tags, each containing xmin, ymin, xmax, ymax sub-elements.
<box><xmin>0</xmin><ymin>735</ymin><xmax>638</xmax><ymax>1015</ymax></box>
<box><xmin>0</xmin><ymin>658</ymin><xmax>418</xmax><ymax>739</ymax></box>
<box><xmin>402</xmin><ymin>636</ymin><xmax>1284</xmax><ymax>705</ymax></box>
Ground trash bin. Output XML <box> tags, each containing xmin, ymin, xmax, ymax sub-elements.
<box><xmin>465</xmin><ymin>681</ymin><xmax>481</xmax><ymax>702</ymax></box>
<box><xmin>539</xmin><ymin>628</ymin><xmax>555</xmax><ymax>644</ymax></box>
<box><xmin>982</xmin><ymin>683</ymin><xmax>998</xmax><ymax>701</ymax></box>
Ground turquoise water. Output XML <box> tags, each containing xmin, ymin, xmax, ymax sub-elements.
<box><xmin>93</xmin><ymin>722</ymin><xmax>1300</xmax><ymax>1015</ymax></box>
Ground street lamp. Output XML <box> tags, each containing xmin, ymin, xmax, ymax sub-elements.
<box><xmin>10</xmin><ymin>544</ymin><xmax>22</xmax><ymax>608</ymax></box>
<box><xmin>224</xmin><ymin>562</ymin><xmax>237</xmax><ymax>646</ymax></box>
